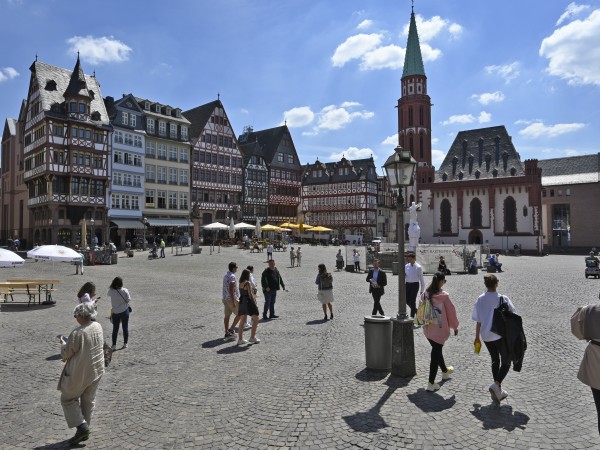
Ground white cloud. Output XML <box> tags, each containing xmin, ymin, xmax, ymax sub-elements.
<box><xmin>448</xmin><ymin>23</ymin><xmax>463</xmax><ymax>37</ymax></box>
<box><xmin>420</xmin><ymin>43</ymin><xmax>443</xmax><ymax>62</ymax></box>
<box><xmin>556</xmin><ymin>2</ymin><xmax>591</xmax><ymax>26</ymax></box>
<box><xmin>0</xmin><ymin>67</ymin><xmax>19</xmax><ymax>82</ymax></box>
<box><xmin>514</xmin><ymin>119</ymin><xmax>533</xmax><ymax>125</ymax></box>
<box><xmin>432</xmin><ymin>149</ymin><xmax>446</xmax><ymax>168</ymax></box>
<box><xmin>381</xmin><ymin>134</ymin><xmax>397</xmax><ymax>145</ymax></box>
<box><xmin>540</xmin><ymin>9</ymin><xmax>600</xmax><ymax>86</ymax></box>
<box><xmin>485</xmin><ymin>62</ymin><xmax>520</xmax><ymax>83</ymax></box>
<box><xmin>318</xmin><ymin>106</ymin><xmax>374</xmax><ymax>130</ymax></box>
<box><xmin>472</xmin><ymin>91</ymin><xmax>505</xmax><ymax>105</ymax></box>
<box><xmin>329</xmin><ymin>147</ymin><xmax>374</xmax><ymax>160</ymax></box>
<box><xmin>357</xmin><ymin>19</ymin><xmax>373</xmax><ymax>30</ymax></box>
<box><xmin>518</xmin><ymin>121</ymin><xmax>586</xmax><ymax>138</ymax></box>
<box><xmin>331</xmin><ymin>33</ymin><xmax>382</xmax><ymax>67</ymax></box>
<box><xmin>281</xmin><ymin>106</ymin><xmax>315</xmax><ymax>127</ymax></box>
<box><xmin>442</xmin><ymin>114</ymin><xmax>475</xmax><ymax>125</ymax></box>
<box><xmin>432</xmin><ymin>137</ymin><xmax>439</xmax><ymax>145</ymax></box>
<box><xmin>67</xmin><ymin>35</ymin><xmax>132</xmax><ymax>64</ymax></box>
<box><xmin>565</xmin><ymin>149</ymin><xmax>582</xmax><ymax>156</ymax></box>
<box><xmin>360</xmin><ymin>44</ymin><xmax>405</xmax><ymax>70</ymax></box>
<box><xmin>478</xmin><ymin>111</ymin><xmax>492</xmax><ymax>123</ymax></box>
<box><xmin>403</xmin><ymin>15</ymin><xmax>463</xmax><ymax>41</ymax></box>
<box><xmin>340</xmin><ymin>101</ymin><xmax>361</xmax><ymax>107</ymax></box>
<box><xmin>240</xmin><ymin>108</ymin><xmax>249</xmax><ymax>115</ymax></box>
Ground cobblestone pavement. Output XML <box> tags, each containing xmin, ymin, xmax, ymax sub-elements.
<box><xmin>1</xmin><ymin>246</ymin><xmax>599</xmax><ymax>449</ymax></box>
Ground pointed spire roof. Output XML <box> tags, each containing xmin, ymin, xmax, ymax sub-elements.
<box><xmin>402</xmin><ymin>8</ymin><xmax>426</xmax><ymax>77</ymax></box>
<box><xmin>63</xmin><ymin>54</ymin><xmax>90</xmax><ymax>100</ymax></box>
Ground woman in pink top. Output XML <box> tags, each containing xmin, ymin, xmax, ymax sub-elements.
<box><xmin>421</xmin><ymin>272</ymin><xmax>459</xmax><ymax>392</ymax></box>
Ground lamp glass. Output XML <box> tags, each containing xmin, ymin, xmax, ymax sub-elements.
<box><xmin>383</xmin><ymin>146</ymin><xmax>417</xmax><ymax>189</ymax></box>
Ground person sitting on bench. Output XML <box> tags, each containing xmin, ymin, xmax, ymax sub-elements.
<box><xmin>488</xmin><ymin>253</ymin><xmax>503</xmax><ymax>272</ymax></box>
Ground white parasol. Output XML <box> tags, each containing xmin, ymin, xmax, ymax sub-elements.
<box><xmin>255</xmin><ymin>218</ymin><xmax>262</xmax><ymax>237</ymax></box>
<box><xmin>234</xmin><ymin>222</ymin><xmax>256</xmax><ymax>230</ymax></box>
<box><xmin>26</xmin><ymin>245</ymin><xmax>81</xmax><ymax>263</ymax></box>
<box><xmin>202</xmin><ymin>222</ymin><xmax>228</xmax><ymax>230</ymax></box>
<box><xmin>0</xmin><ymin>248</ymin><xmax>25</xmax><ymax>268</ymax></box>
<box><xmin>229</xmin><ymin>217</ymin><xmax>235</xmax><ymax>239</ymax></box>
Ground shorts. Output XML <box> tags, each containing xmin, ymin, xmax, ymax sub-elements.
<box><xmin>222</xmin><ymin>299</ymin><xmax>238</xmax><ymax>315</ymax></box>
<box><xmin>238</xmin><ymin>297</ymin><xmax>260</xmax><ymax>316</ymax></box>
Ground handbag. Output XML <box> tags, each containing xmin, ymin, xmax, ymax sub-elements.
<box><xmin>490</xmin><ymin>295</ymin><xmax>509</xmax><ymax>336</ymax></box>
<box><xmin>109</xmin><ymin>308</ymin><xmax>113</xmax><ymax>323</ymax></box>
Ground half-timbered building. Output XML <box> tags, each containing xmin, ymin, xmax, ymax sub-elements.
<box><xmin>104</xmin><ymin>95</ymin><xmax>146</xmax><ymax>246</ymax></box>
<box><xmin>238</xmin><ymin>127</ymin><xmax>269</xmax><ymax>224</ymax></box>
<box><xmin>137</xmin><ymin>96</ymin><xmax>191</xmax><ymax>238</ymax></box>
<box><xmin>376</xmin><ymin>175</ymin><xmax>397</xmax><ymax>241</ymax></box>
<box><xmin>21</xmin><ymin>57</ymin><xmax>112</xmax><ymax>246</ymax></box>
<box><xmin>302</xmin><ymin>157</ymin><xmax>378</xmax><ymax>242</ymax></box>
<box><xmin>184</xmin><ymin>99</ymin><xmax>243</xmax><ymax>225</ymax></box>
<box><xmin>238</xmin><ymin>125</ymin><xmax>302</xmax><ymax>224</ymax></box>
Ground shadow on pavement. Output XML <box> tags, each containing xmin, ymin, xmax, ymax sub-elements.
<box><xmin>355</xmin><ymin>368</ymin><xmax>389</xmax><ymax>382</ymax></box>
<box><xmin>306</xmin><ymin>319</ymin><xmax>328</xmax><ymax>325</ymax></box>
<box><xmin>216</xmin><ymin>345</ymin><xmax>250</xmax><ymax>354</ymax></box>
<box><xmin>471</xmin><ymin>403</ymin><xmax>530</xmax><ymax>431</ymax></box>
<box><xmin>46</xmin><ymin>354</ymin><xmax>62</xmax><ymax>361</ymax></box>
<box><xmin>407</xmin><ymin>389</ymin><xmax>456</xmax><ymax>412</ymax></box>
<box><xmin>33</xmin><ymin>438</ymin><xmax>75</xmax><ymax>449</ymax></box>
<box><xmin>201</xmin><ymin>338</ymin><xmax>228</xmax><ymax>349</ymax></box>
<box><xmin>343</xmin><ymin>374</ymin><xmax>410</xmax><ymax>432</ymax></box>
<box><xmin>0</xmin><ymin>303</ymin><xmax>54</xmax><ymax>313</ymax></box>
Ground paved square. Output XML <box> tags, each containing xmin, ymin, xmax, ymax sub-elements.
<box><xmin>1</xmin><ymin>246</ymin><xmax>599</xmax><ymax>449</ymax></box>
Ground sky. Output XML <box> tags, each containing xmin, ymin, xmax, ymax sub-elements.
<box><xmin>1</xmin><ymin>0</ymin><xmax>600</xmax><ymax>173</ymax></box>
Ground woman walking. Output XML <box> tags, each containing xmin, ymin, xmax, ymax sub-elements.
<box><xmin>316</xmin><ymin>264</ymin><xmax>334</xmax><ymax>320</ymax></box>
<box><xmin>472</xmin><ymin>274</ymin><xmax>517</xmax><ymax>403</ymax></box>
<box><xmin>77</xmin><ymin>282</ymin><xmax>97</xmax><ymax>305</ymax></box>
<box><xmin>237</xmin><ymin>269</ymin><xmax>260</xmax><ymax>345</ymax></box>
<box><xmin>107</xmin><ymin>276</ymin><xmax>132</xmax><ymax>351</ymax></box>
<box><xmin>421</xmin><ymin>272</ymin><xmax>459</xmax><ymax>391</ymax></box>
<box><xmin>58</xmin><ymin>303</ymin><xmax>104</xmax><ymax>445</ymax></box>
<box><xmin>571</xmin><ymin>291</ymin><xmax>600</xmax><ymax>435</ymax></box>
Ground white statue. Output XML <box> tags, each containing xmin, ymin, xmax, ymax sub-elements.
<box><xmin>407</xmin><ymin>201</ymin><xmax>422</xmax><ymax>252</ymax></box>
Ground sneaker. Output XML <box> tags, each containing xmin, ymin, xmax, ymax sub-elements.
<box><xmin>68</xmin><ymin>427</ymin><xmax>91</xmax><ymax>445</ymax></box>
<box><xmin>122</xmin><ymin>343</ymin><xmax>128</xmax><ymax>349</ymax></box>
<box><xmin>224</xmin><ymin>332</ymin><xmax>236</xmax><ymax>341</ymax></box>
<box><xmin>442</xmin><ymin>366</ymin><xmax>454</xmax><ymax>380</ymax></box>
<box><xmin>499</xmin><ymin>389</ymin><xmax>509</xmax><ymax>400</ymax></box>
<box><xmin>269</xmin><ymin>315</ymin><xmax>279</xmax><ymax>319</ymax></box>
<box><xmin>243</xmin><ymin>324</ymin><xmax>252</xmax><ymax>331</ymax></box>
<box><xmin>426</xmin><ymin>382</ymin><xmax>440</xmax><ymax>392</ymax></box>
<box><xmin>489</xmin><ymin>383</ymin><xmax>502</xmax><ymax>402</ymax></box>
<box><xmin>111</xmin><ymin>345</ymin><xmax>117</xmax><ymax>351</ymax></box>
<box><xmin>237</xmin><ymin>338</ymin><xmax>248</xmax><ymax>346</ymax></box>
<box><xmin>248</xmin><ymin>336</ymin><xmax>261</xmax><ymax>344</ymax></box>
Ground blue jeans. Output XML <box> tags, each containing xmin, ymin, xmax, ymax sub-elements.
<box><xmin>112</xmin><ymin>310</ymin><xmax>130</xmax><ymax>346</ymax></box>
<box><xmin>263</xmin><ymin>290</ymin><xmax>277</xmax><ymax>317</ymax></box>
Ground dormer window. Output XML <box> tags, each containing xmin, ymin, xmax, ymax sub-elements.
<box><xmin>166</xmin><ymin>107</ymin><xmax>171</xmax><ymax>116</ymax></box>
<box><xmin>45</xmin><ymin>80</ymin><xmax>57</xmax><ymax>91</ymax></box>
<box><xmin>145</xmin><ymin>102</ymin><xmax>150</xmax><ymax>110</ymax></box>
<box><xmin>510</xmin><ymin>167</ymin><xmax>517</xmax><ymax>176</ymax></box>
<box><xmin>442</xmin><ymin>172</ymin><xmax>448</xmax><ymax>181</ymax></box>
<box><xmin>155</xmin><ymin>104</ymin><xmax>161</xmax><ymax>113</ymax></box>
<box><xmin>176</xmin><ymin>109</ymin><xmax>181</xmax><ymax>118</ymax></box>
<box><xmin>91</xmin><ymin>111</ymin><xmax>101</xmax><ymax>121</ymax></box>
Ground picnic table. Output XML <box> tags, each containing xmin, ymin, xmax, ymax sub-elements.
<box><xmin>0</xmin><ymin>279</ymin><xmax>61</xmax><ymax>306</ymax></box>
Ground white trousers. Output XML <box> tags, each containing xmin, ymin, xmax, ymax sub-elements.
<box><xmin>60</xmin><ymin>377</ymin><xmax>101</xmax><ymax>428</ymax></box>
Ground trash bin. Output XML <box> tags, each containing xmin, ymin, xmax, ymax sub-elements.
<box><xmin>364</xmin><ymin>315</ymin><xmax>392</xmax><ymax>371</ymax></box>
<box><xmin>392</xmin><ymin>261</ymin><xmax>399</xmax><ymax>275</ymax></box>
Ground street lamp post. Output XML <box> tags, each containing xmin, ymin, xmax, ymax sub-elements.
<box><xmin>90</xmin><ymin>218</ymin><xmax>95</xmax><ymax>248</ymax></box>
<box><xmin>383</xmin><ymin>145</ymin><xmax>417</xmax><ymax>378</ymax></box>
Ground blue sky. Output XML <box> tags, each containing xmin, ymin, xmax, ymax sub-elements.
<box><xmin>1</xmin><ymin>0</ymin><xmax>600</xmax><ymax>172</ymax></box>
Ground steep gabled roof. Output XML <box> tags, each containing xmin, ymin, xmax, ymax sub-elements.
<box><xmin>237</xmin><ymin>125</ymin><xmax>301</xmax><ymax>166</ymax></box>
<box><xmin>402</xmin><ymin>8</ymin><xmax>426</xmax><ymax>78</ymax></box>
<box><xmin>183</xmin><ymin>99</ymin><xmax>222</xmax><ymax>139</ymax></box>
<box><xmin>29</xmin><ymin>60</ymin><xmax>109</xmax><ymax>124</ymax></box>
<box><xmin>303</xmin><ymin>157</ymin><xmax>378</xmax><ymax>185</ymax></box>
<box><xmin>5</xmin><ymin>118</ymin><xmax>17</xmax><ymax>136</ymax></box>
<box><xmin>538</xmin><ymin>153</ymin><xmax>600</xmax><ymax>186</ymax></box>
<box><xmin>437</xmin><ymin>125</ymin><xmax>524</xmax><ymax>182</ymax></box>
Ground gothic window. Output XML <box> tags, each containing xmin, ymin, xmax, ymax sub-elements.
<box><xmin>408</xmin><ymin>107</ymin><xmax>413</xmax><ymax>126</ymax></box>
<box><xmin>485</xmin><ymin>153</ymin><xmax>491</xmax><ymax>172</ymax></box>
<box><xmin>492</xmin><ymin>168</ymin><xmax>498</xmax><ymax>177</ymax></box>
<box><xmin>452</xmin><ymin>156</ymin><xmax>458</xmax><ymax>177</ymax></box>
<box><xmin>419</xmin><ymin>133</ymin><xmax>424</xmax><ymax>159</ymax></box>
<box><xmin>419</xmin><ymin>106</ymin><xmax>424</xmax><ymax>126</ymax></box>
<box><xmin>409</xmin><ymin>134</ymin><xmax>414</xmax><ymax>153</ymax></box>
<box><xmin>502</xmin><ymin>151</ymin><xmax>509</xmax><ymax>171</ymax></box>
<box><xmin>504</xmin><ymin>196</ymin><xmax>517</xmax><ymax>232</ymax></box>
<box><xmin>478</xmin><ymin>138</ymin><xmax>484</xmax><ymax>166</ymax></box>
<box><xmin>470</xmin><ymin>198</ymin><xmax>482</xmax><ymax>228</ymax></box>
<box><xmin>440</xmin><ymin>199</ymin><xmax>452</xmax><ymax>233</ymax></box>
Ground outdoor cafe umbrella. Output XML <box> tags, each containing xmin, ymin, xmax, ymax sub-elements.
<box><xmin>279</xmin><ymin>222</ymin><xmax>299</xmax><ymax>229</ymax></box>
<box><xmin>26</xmin><ymin>245</ymin><xmax>80</xmax><ymax>263</ymax></box>
<box><xmin>234</xmin><ymin>222</ymin><xmax>256</xmax><ymax>230</ymax></box>
<box><xmin>229</xmin><ymin>217</ymin><xmax>235</xmax><ymax>239</ymax></box>
<box><xmin>255</xmin><ymin>218</ymin><xmax>262</xmax><ymax>237</ymax></box>
<box><xmin>0</xmin><ymin>248</ymin><xmax>25</xmax><ymax>268</ymax></box>
<box><xmin>261</xmin><ymin>224</ymin><xmax>283</xmax><ymax>232</ymax></box>
<box><xmin>309</xmin><ymin>226</ymin><xmax>333</xmax><ymax>232</ymax></box>
<box><xmin>202</xmin><ymin>222</ymin><xmax>228</xmax><ymax>230</ymax></box>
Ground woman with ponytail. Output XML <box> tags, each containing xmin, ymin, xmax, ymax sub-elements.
<box><xmin>421</xmin><ymin>272</ymin><xmax>459</xmax><ymax>392</ymax></box>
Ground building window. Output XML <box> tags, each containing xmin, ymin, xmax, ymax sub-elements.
<box><xmin>181</xmin><ymin>127</ymin><xmax>188</xmax><ymax>140</ymax></box>
<box><xmin>144</xmin><ymin>102</ymin><xmax>150</xmax><ymax>110</ymax></box>
<box><xmin>287</xmin><ymin>154</ymin><xmax>294</xmax><ymax>164</ymax></box>
<box><xmin>169</xmin><ymin>168</ymin><xmax>177</xmax><ymax>184</ymax></box>
<box><xmin>170</xmin><ymin>123</ymin><xmax>177</xmax><ymax>138</ymax></box>
<box><xmin>157</xmin><ymin>190</ymin><xmax>166</xmax><ymax>208</ymax></box>
<box><xmin>145</xmin><ymin>164</ymin><xmax>155</xmax><ymax>182</ymax></box>
<box><xmin>159</xmin><ymin>121</ymin><xmax>166</xmax><ymax>136</ymax></box>
<box><xmin>146</xmin><ymin>142</ymin><xmax>155</xmax><ymax>157</ymax></box>
<box><xmin>179</xmin><ymin>169</ymin><xmax>188</xmax><ymax>185</ymax></box>
<box><xmin>470</xmin><ymin>198</ymin><xmax>482</xmax><ymax>228</ymax></box>
<box><xmin>179</xmin><ymin>148</ymin><xmax>188</xmax><ymax>163</ymax></box>
<box><xmin>503</xmin><ymin>196</ymin><xmax>517</xmax><ymax>232</ymax></box>
<box><xmin>157</xmin><ymin>167</ymin><xmax>167</xmax><ymax>183</ymax></box>
<box><xmin>147</xmin><ymin>119</ymin><xmax>155</xmax><ymax>134</ymax></box>
<box><xmin>157</xmin><ymin>144</ymin><xmax>167</xmax><ymax>159</ymax></box>
<box><xmin>146</xmin><ymin>189</ymin><xmax>155</xmax><ymax>207</ymax></box>
<box><xmin>440</xmin><ymin>199</ymin><xmax>451</xmax><ymax>232</ymax></box>
<box><xmin>169</xmin><ymin>146</ymin><xmax>177</xmax><ymax>161</ymax></box>
<box><xmin>552</xmin><ymin>204</ymin><xmax>570</xmax><ymax>247</ymax></box>
<box><xmin>130</xmin><ymin>115</ymin><xmax>137</xmax><ymax>127</ymax></box>
<box><xmin>179</xmin><ymin>192</ymin><xmax>188</xmax><ymax>210</ymax></box>
<box><xmin>122</xmin><ymin>112</ymin><xmax>128</xmax><ymax>125</ymax></box>
<box><xmin>277</xmin><ymin>152</ymin><xmax>284</xmax><ymax>162</ymax></box>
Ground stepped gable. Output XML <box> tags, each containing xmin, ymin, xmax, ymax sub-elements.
<box><xmin>30</xmin><ymin>60</ymin><xmax>109</xmax><ymax>124</ymax></box>
<box><xmin>436</xmin><ymin>125</ymin><xmax>524</xmax><ymax>182</ymax></box>
<box><xmin>183</xmin><ymin>99</ymin><xmax>222</xmax><ymax>140</ymax></box>
<box><xmin>538</xmin><ymin>153</ymin><xmax>600</xmax><ymax>185</ymax></box>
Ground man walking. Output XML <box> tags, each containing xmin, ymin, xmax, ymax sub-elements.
<box><xmin>366</xmin><ymin>259</ymin><xmax>387</xmax><ymax>316</ymax></box>
<box><xmin>261</xmin><ymin>259</ymin><xmax>286</xmax><ymax>320</ymax></box>
<box><xmin>160</xmin><ymin>238</ymin><xmax>166</xmax><ymax>258</ymax></box>
<box><xmin>222</xmin><ymin>262</ymin><xmax>241</xmax><ymax>340</ymax></box>
<box><xmin>405</xmin><ymin>252</ymin><xmax>425</xmax><ymax>318</ymax></box>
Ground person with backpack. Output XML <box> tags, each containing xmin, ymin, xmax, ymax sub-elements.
<box><xmin>472</xmin><ymin>274</ymin><xmax>518</xmax><ymax>403</ymax></box>
<box><xmin>421</xmin><ymin>272</ymin><xmax>459</xmax><ymax>392</ymax></box>
<box><xmin>316</xmin><ymin>263</ymin><xmax>334</xmax><ymax>320</ymax></box>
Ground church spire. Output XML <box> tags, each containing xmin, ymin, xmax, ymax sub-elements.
<box><xmin>402</xmin><ymin>8</ymin><xmax>425</xmax><ymax>77</ymax></box>
<box><xmin>63</xmin><ymin>54</ymin><xmax>90</xmax><ymax>100</ymax></box>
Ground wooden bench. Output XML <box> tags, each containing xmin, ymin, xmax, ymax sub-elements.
<box><xmin>4</xmin><ymin>279</ymin><xmax>61</xmax><ymax>305</ymax></box>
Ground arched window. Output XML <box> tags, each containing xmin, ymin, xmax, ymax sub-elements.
<box><xmin>409</xmin><ymin>134</ymin><xmax>414</xmax><ymax>152</ymax></box>
<box><xmin>419</xmin><ymin>133</ymin><xmax>424</xmax><ymax>159</ymax></box>
<box><xmin>504</xmin><ymin>196</ymin><xmax>517</xmax><ymax>232</ymax></box>
<box><xmin>440</xmin><ymin>199</ymin><xmax>452</xmax><ymax>232</ymax></box>
<box><xmin>470</xmin><ymin>198</ymin><xmax>482</xmax><ymax>228</ymax></box>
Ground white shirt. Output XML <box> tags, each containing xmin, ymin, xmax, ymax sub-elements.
<box><xmin>472</xmin><ymin>291</ymin><xmax>517</xmax><ymax>342</ymax></box>
<box><xmin>353</xmin><ymin>253</ymin><xmax>360</xmax><ymax>263</ymax></box>
<box><xmin>405</xmin><ymin>262</ymin><xmax>425</xmax><ymax>292</ymax></box>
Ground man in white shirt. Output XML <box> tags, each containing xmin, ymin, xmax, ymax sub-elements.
<box><xmin>405</xmin><ymin>252</ymin><xmax>425</xmax><ymax>318</ymax></box>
